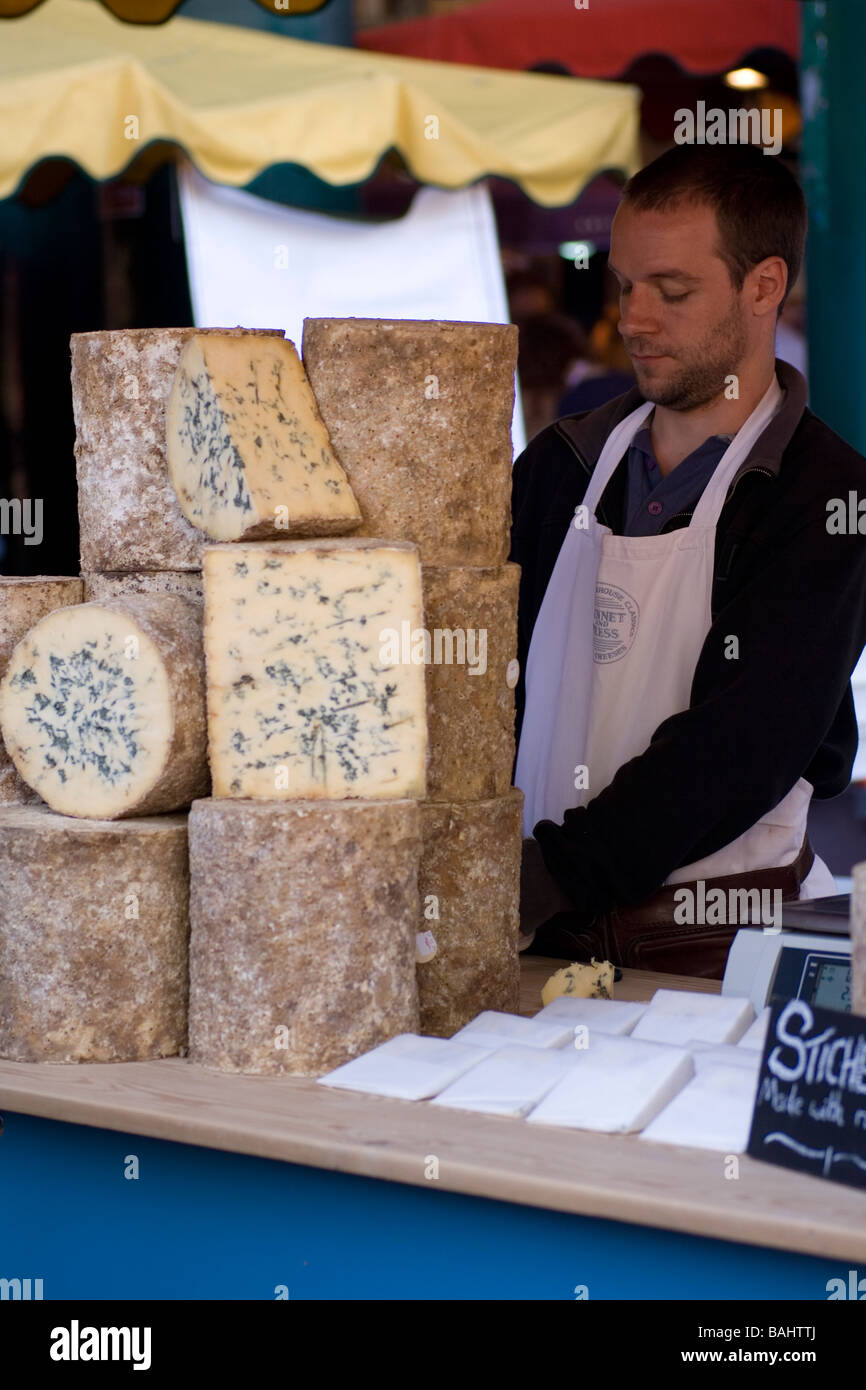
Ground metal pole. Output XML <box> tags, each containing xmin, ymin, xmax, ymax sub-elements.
<box><xmin>800</xmin><ymin>0</ymin><xmax>866</xmax><ymax>452</ymax></box>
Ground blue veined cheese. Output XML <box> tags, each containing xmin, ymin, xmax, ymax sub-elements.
<box><xmin>0</xmin><ymin>576</ymin><xmax>84</xmax><ymax>803</ymax></box>
<box><xmin>0</xmin><ymin>595</ymin><xmax>208</xmax><ymax>819</ymax></box>
<box><xmin>541</xmin><ymin>959</ymin><xmax>615</xmax><ymax>1007</ymax></box>
<box><xmin>203</xmin><ymin>539</ymin><xmax>428</xmax><ymax>800</ymax></box>
<box><xmin>166</xmin><ymin>334</ymin><xmax>362</xmax><ymax>542</ymax></box>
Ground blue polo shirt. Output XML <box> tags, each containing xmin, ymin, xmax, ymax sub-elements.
<box><xmin>623</xmin><ymin>424</ymin><xmax>734</xmax><ymax>537</ymax></box>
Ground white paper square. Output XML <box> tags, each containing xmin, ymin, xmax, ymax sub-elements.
<box><xmin>431</xmin><ymin>1045</ymin><xmax>572</xmax><ymax>1117</ymax></box>
<box><xmin>534</xmin><ymin>996</ymin><xmax>648</xmax><ymax>1036</ymax></box>
<box><xmin>640</xmin><ymin>1063</ymin><xmax>760</xmax><ymax>1153</ymax></box>
<box><xmin>452</xmin><ymin>1010</ymin><xmax>575</xmax><ymax>1051</ymax></box>
<box><xmin>686</xmin><ymin>1042</ymin><xmax>763</xmax><ymax>1072</ymax></box>
<box><xmin>630</xmin><ymin>989</ymin><xmax>754</xmax><ymax>1045</ymax></box>
<box><xmin>526</xmin><ymin>1033</ymin><xmax>694</xmax><ymax>1133</ymax></box>
<box><xmin>737</xmin><ymin>1007</ymin><xmax>771</xmax><ymax>1050</ymax></box>
<box><xmin>317</xmin><ymin>1034</ymin><xmax>490</xmax><ymax>1100</ymax></box>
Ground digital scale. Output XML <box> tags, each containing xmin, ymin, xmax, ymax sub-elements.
<box><xmin>721</xmin><ymin>894</ymin><xmax>853</xmax><ymax>1015</ymax></box>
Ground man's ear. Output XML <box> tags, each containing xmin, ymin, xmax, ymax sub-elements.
<box><xmin>749</xmin><ymin>256</ymin><xmax>788</xmax><ymax>318</ymax></box>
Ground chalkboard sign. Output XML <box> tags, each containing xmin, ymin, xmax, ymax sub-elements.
<box><xmin>747</xmin><ymin>998</ymin><xmax>866</xmax><ymax>1191</ymax></box>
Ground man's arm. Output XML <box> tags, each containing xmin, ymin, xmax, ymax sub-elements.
<box><xmin>533</xmin><ymin>477</ymin><xmax>866</xmax><ymax>916</ymax></box>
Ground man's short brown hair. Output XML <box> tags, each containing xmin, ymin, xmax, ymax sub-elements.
<box><xmin>621</xmin><ymin>143</ymin><xmax>807</xmax><ymax>309</ymax></box>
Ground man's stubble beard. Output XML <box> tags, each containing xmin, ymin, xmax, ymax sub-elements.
<box><xmin>630</xmin><ymin>296</ymin><xmax>749</xmax><ymax>411</ymax></box>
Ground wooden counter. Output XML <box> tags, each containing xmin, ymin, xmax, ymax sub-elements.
<box><xmin>1</xmin><ymin>959</ymin><xmax>863</xmax><ymax>1266</ymax></box>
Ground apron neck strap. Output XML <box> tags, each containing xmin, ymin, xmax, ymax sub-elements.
<box><xmin>581</xmin><ymin>373</ymin><xmax>784</xmax><ymax>527</ymax></box>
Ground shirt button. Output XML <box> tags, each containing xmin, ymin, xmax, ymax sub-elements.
<box><xmin>648</xmin><ymin>500</ymin><xmax>663</xmax><ymax>515</ymax></box>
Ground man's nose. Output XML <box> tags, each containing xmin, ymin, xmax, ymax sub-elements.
<box><xmin>619</xmin><ymin>287</ymin><xmax>660</xmax><ymax>338</ymax></box>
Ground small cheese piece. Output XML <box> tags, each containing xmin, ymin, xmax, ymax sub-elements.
<box><xmin>640</xmin><ymin>1063</ymin><xmax>760</xmax><ymax>1153</ymax></box>
<box><xmin>82</xmin><ymin>570</ymin><xmax>204</xmax><ymax>606</ymax></box>
<box><xmin>541</xmin><ymin>958</ymin><xmax>614</xmax><ymax>1007</ymax></box>
<box><xmin>418</xmin><ymin>792</ymin><xmax>522</xmax><ymax>1036</ymax></box>
<box><xmin>526</xmin><ymin>1033</ymin><xmax>694</xmax><ymax>1133</ymax></box>
<box><xmin>188</xmin><ymin>798</ymin><xmax>421</xmax><ymax>1075</ymax></box>
<box><xmin>0</xmin><ymin>595</ymin><xmax>208</xmax><ymax>818</ymax></box>
<box><xmin>0</xmin><ymin>805</ymin><xmax>188</xmax><ymax>1062</ymax></box>
<box><xmin>630</xmin><ymin>989</ymin><xmax>755</xmax><ymax>1046</ymax></box>
<box><xmin>203</xmin><ymin>539</ymin><xmax>427</xmax><ymax>800</ymax></box>
<box><xmin>422</xmin><ymin>564</ymin><xmax>519</xmax><ymax>801</ymax></box>
<box><xmin>318</xmin><ymin>1034</ymin><xmax>487</xmax><ymax>1100</ymax></box>
<box><xmin>0</xmin><ymin>577</ymin><xmax>83</xmax><ymax>804</ymax></box>
<box><xmin>534</xmin><ymin>996</ymin><xmax>647</xmax><ymax>1036</ymax></box>
<box><xmin>72</xmin><ymin>326</ymin><xmax>285</xmax><ymax>571</ymax></box>
<box><xmin>166</xmin><ymin>334</ymin><xmax>362</xmax><ymax>542</ymax></box>
<box><xmin>303</xmin><ymin>318</ymin><xmax>518</xmax><ymax>565</ymax></box>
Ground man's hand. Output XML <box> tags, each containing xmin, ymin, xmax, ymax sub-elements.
<box><xmin>520</xmin><ymin>836</ymin><xmax>573</xmax><ymax>937</ymax></box>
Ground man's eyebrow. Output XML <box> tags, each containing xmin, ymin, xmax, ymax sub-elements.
<box><xmin>609</xmin><ymin>263</ymin><xmax>700</xmax><ymax>283</ymax></box>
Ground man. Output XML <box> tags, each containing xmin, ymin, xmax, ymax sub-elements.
<box><xmin>511</xmin><ymin>143</ymin><xmax>866</xmax><ymax>978</ymax></box>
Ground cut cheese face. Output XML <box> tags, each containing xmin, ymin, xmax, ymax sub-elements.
<box><xmin>204</xmin><ymin>539</ymin><xmax>428</xmax><ymax>800</ymax></box>
<box><xmin>0</xmin><ymin>598</ymin><xmax>207</xmax><ymax>819</ymax></box>
<box><xmin>166</xmin><ymin>333</ymin><xmax>362</xmax><ymax>542</ymax></box>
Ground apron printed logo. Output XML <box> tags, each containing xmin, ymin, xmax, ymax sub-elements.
<box><xmin>593</xmin><ymin>583</ymin><xmax>639</xmax><ymax>663</ymax></box>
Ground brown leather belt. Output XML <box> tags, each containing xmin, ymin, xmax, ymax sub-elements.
<box><xmin>537</xmin><ymin>837</ymin><xmax>815</xmax><ymax>981</ymax></box>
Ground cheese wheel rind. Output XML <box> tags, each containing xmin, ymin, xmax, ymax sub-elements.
<box><xmin>418</xmin><ymin>790</ymin><xmax>523</xmax><ymax>1037</ymax></box>
<box><xmin>0</xmin><ymin>805</ymin><xmax>189</xmax><ymax>1063</ymax></box>
<box><xmin>422</xmin><ymin>563</ymin><xmax>519</xmax><ymax>801</ymax></box>
<box><xmin>82</xmin><ymin>570</ymin><xmax>204</xmax><ymax>606</ymax></box>
<box><xmin>302</xmin><ymin>318</ymin><xmax>518</xmax><ymax>566</ymax></box>
<box><xmin>188</xmin><ymin>797</ymin><xmax>421</xmax><ymax>1075</ymax></box>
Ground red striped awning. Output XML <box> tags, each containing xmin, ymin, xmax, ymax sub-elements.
<box><xmin>358</xmin><ymin>0</ymin><xmax>800</xmax><ymax>79</ymax></box>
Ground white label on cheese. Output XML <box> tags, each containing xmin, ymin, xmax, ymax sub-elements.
<box><xmin>416</xmin><ymin>930</ymin><xmax>438</xmax><ymax>963</ymax></box>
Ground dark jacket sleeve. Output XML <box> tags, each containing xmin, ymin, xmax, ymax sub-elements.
<box><xmin>533</xmin><ymin>431</ymin><xmax>866</xmax><ymax>917</ymax></box>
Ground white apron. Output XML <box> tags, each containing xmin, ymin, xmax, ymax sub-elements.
<box><xmin>514</xmin><ymin>374</ymin><xmax>835</xmax><ymax>899</ymax></box>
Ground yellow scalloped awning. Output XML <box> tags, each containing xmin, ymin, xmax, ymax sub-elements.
<box><xmin>0</xmin><ymin>0</ymin><xmax>640</xmax><ymax>206</ymax></box>
<box><xmin>0</xmin><ymin>0</ymin><xmax>329</xmax><ymax>17</ymax></box>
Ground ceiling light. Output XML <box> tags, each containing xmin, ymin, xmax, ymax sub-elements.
<box><xmin>724</xmin><ymin>67</ymin><xmax>770</xmax><ymax>91</ymax></box>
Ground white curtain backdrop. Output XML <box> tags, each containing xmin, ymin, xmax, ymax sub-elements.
<box><xmin>177</xmin><ymin>162</ymin><xmax>525</xmax><ymax>455</ymax></box>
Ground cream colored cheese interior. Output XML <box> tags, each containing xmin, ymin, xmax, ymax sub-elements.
<box><xmin>0</xmin><ymin>605</ymin><xmax>173</xmax><ymax>818</ymax></box>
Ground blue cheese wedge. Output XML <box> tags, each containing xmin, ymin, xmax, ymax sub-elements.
<box><xmin>203</xmin><ymin>539</ymin><xmax>428</xmax><ymax>800</ymax></box>
<box><xmin>0</xmin><ymin>596</ymin><xmax>208</xmax><ymax>819</ymax></box>
<box><xmin>166</xmin><ymin>333</ymin><xmax>362</xmax><ymax>542</ymax></box>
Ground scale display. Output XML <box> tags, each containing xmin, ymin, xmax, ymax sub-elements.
<box><xmin>770</xmin><ymin>947</ymin><xmax>852</xmax><ymax>1013</ymax></box>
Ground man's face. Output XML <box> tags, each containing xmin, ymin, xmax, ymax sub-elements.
<box><xmin>609</xmin><ymin>200</ymin><xmax>749</xmax><ymax>410</ymax></box>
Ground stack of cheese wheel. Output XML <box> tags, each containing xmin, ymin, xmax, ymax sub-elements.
<box><xmin>304</xmin><ymin>319</ymin><xmax>523</xmax><ymax>1037</ymax></box>
<box><xmin>150</xmin><ymin>327</ymin><xmax>427</xmax><ymax>1076</ymax></box>
<box><xmin>0</xmin><ymin>329</ymin><xmax>257</xmax><ymax>1061</ymax></box>
<box><xmin>0</xmin><ymin>317</ymin><xmax>521</xmax><ymax>1071</ymax></box>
